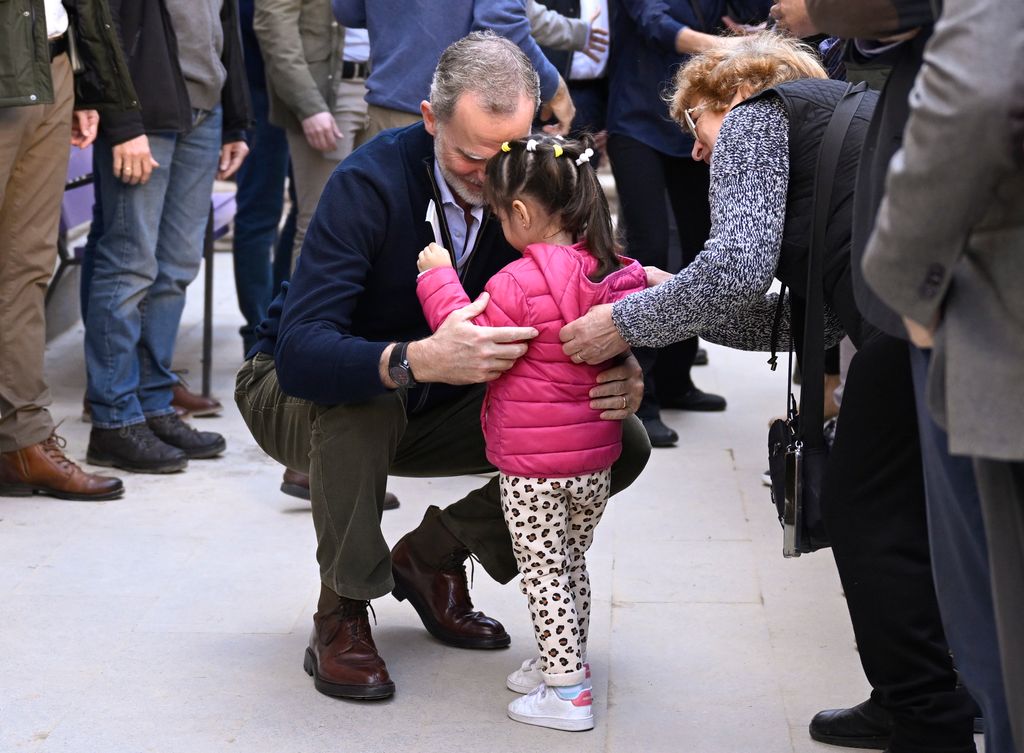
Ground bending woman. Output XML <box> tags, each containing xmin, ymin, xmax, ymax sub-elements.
<box><xmin>560</xmin><ymin>33</ymin><xmax>977</xmax><ymax>753</ymax></box>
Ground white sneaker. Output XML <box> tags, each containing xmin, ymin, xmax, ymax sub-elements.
<box><xmin>506</xmin><ymin>657</ymin><xmax>592</xmax><ymax>694</ymax></box>
<box><xmin>507</xmin><ymin>683</ymin><xmax>594</xmax><ymax>732</ymax></box>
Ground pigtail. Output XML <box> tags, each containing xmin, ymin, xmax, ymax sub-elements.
<box><xmin>485</xmin><ymin>133</ymin><xmax>623</xmax><ymax>282</ymax></box>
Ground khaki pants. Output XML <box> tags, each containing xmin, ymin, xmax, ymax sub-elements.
<box><xmin>285</xmin><ymin>77</ymin><xmax>370</xmax><ymax>269</ymax></box>
<box><xmin>364</xmin><ymin>104</ymin><xmax>422</xmax><ymax>142</ymax></box>
<box><xmin>0</xmin><ymin>54</ymin><xmax>74</xmax><ymax>452</ymax></box>
<box><xmin>235</xmin><ymin>353</ymin><xmax>650</xmax><ymax>600</ymax></box>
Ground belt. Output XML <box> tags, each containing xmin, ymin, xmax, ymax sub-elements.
<box><xmin>340</xmin><ymin>60</ymin><xmax>370</xmax><ymax>80</ymax></box>
<box><xmin>49</xmin><ymin>33</ymin><xmax>68</xmax><ymax>61</ymax></box>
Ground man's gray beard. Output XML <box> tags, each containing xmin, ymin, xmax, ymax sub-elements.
<box><xmin>434</xmin><ymin>140</ymin><xmax>485</xmax><ymax>208</ymax></box>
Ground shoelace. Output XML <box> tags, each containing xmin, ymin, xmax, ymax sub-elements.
<box><xmin>440</xmin><ymin>549</ymin><xmax>480</xmax><ymax>590</ymax></box>
<box><xmin>119</xmin><ymin>423</ymin><xmax>162</xmax><ymax>449</ymax></box>
<box><xmin>41</xmin><ymin>431</ymin><xmax>79</xmax><ymax>472</ymax></box>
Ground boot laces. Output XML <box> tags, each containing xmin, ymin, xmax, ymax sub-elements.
<box><xmin>41</xmin><ymin>431</ymin><xmax>79</xmax><ymax>472</ymax></box>
<box><xmin>120</xmin><ymin>422</ymin><xmax>162</xmax><ymax>449</ymax></box>
<box><xmin>440</xmin><ymin>549</ymin><xmax>480</xmax><ymax>592</ymax></box>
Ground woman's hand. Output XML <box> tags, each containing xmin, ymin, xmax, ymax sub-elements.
<box><xmin>644</xmin><ymin>266</ymin><xmax>673</xmax><ymax>287</ymax></box>
<box><xmin>559</xmin><ymin>303</ymin><xmax>629</xmax><ymax>365</ymax></box>
<box><xmin>417</xmin><ymin>242</ymin><xmax>453</xmax><ymax>272</ymax></box>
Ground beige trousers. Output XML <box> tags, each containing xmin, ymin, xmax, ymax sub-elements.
<box><xmin>363</xmin><ymin>104</ymin><xmax>423</xmax><ymax>142</ymax></box>
<box><xmin>285</xmin><ymin>77</ymin><xmax>371</xmax><ymax>269</ymax></box>
<box><xmin>0</xmin><ymin>54</ymin><xmax>74</xmax><ymax>452</ymax></box>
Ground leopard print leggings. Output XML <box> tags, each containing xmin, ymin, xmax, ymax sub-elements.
<box><xmin>499</xmin><ymin>469</ymin><xmax>611</xmax><ymax>687</ymax></box>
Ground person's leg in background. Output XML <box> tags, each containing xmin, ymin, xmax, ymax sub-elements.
<box><xmin>972</xmin><ymin>458</ymin><xmax>1024</xmax><ymax>753</ymax></box>
<box><xmin>822</xmin><ymin>334</ymin><xmax>976</xmax><ymax>753</ymax></box>
<box><xmin>232</xmin><ymin>83</ymin><xmax>290</xmax><ymax>356</ymax></box>
<box><xmin>909</xmin><ymin>348</ymin><xmax>1015</xmax><ymax>753</ymax></box>
<box><xmin>606</xmin><ymin>133</ymin><xmax>677</xmax><ymax>447</ymax></box>
<box><xmin>657</xmin><ymin>155</ymin><xmax>726</xmax><ymax>413</ymax></box>
<box><xmin>135</xmin><ymin>108</ymin><xmax>224</xmax><ymax>426</ymax></box>
<box><xmin>0</xmin><ymin>53</ymin><xmax>123</xmax><ymax>500</ymax></box>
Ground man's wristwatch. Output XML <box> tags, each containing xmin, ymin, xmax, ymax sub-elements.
<box><xmin>387</xmin><ymin>342</ymin><xmax>417</xmax><ymax>388</ymax></box>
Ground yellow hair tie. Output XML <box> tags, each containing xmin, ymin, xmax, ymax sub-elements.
<box><xmin>553</xmin><ymin>144</ymin><xmax>563</xmax><ymax>158</ymax></box>
<box><xmin>500</xmin><ymin>142</ymin><xmax>511</xmax><ymax>152</ymax></box>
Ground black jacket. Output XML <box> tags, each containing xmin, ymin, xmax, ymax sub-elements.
<box><xmin>743</xmin><ymin>79</ymin><xmax>879</xmax><ymax>349</ymax></box>
<box><xmin>99</xmin><ymin>0</ymin><xmax>251</xmax><ymax>145</ymax></box>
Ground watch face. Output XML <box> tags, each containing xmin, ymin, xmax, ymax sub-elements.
<box><xmin>389</xmin><ymin>366</ymin><xmax>412</xmax><ymax>387</ymax></box>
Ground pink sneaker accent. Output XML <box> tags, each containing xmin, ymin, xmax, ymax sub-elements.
<box><xmin>571</xmin><ymin>689</ymin><xmax>593</xmax><ymax>707</ymax></box>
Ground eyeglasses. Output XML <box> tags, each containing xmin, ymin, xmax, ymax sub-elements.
<box><xmin>683</xmin><ymin>103</ymin><xmax>708</xmax><ymax>140</ymax></box>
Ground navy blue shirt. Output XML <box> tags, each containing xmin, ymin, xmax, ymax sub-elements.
<box><xmin>607</xmin><ymin>0</ymin><xmax>772</xmax><ymax>157</ymax></box>
<box><xmin>251</xmin><ymin>124</ymin><xmax>519</xmax><ymax>411</ymax></box>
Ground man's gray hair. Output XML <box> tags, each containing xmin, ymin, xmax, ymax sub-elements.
<box><xmin>429</xmin><ymin>31</ymin><xmax>541</xmax><ymax>122</ymax></box>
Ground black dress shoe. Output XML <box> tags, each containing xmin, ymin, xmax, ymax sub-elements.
<box><xmin>642</xmin><ymin>418</ymin><xmax>678</xmax><ymax>447</ymax></box>
<box><xmin>660</xmin><ymin>387</ymin><xmax>727</xmax><ymax>412</ymax></box>
<box><xmin>147</xmin><ymin>413</ymin><xmax>226</xmax><ymax>459</ymax></box>
<box><xmin>810</xmin><ymin>698</ymin><xmax>892</xmax><ymax>749</ymax></box>
<box><xmin>87</xmin><ymin>423</ymin><xmax>188</xmax><ymax>474</ymax></box>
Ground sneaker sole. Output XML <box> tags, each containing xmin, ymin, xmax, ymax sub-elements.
<box><xmin>86</xmin><ymin>452</ymin><xmax>187</xmax><ymax>474</ymax></box>
<box><xmin>302</xmin><ymin>648</ymin><xmax>394</xmax><ymax>700</ymax></box>
<box><xmin>507</xmin><ymin>708</ymin><xmax>594</xmax><ymax>732</ymax></box>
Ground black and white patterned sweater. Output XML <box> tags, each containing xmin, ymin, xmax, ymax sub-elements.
<box><xmin>611</xmin><ymin>95</ymin><xmax>846</xmax><ymax>353</ymax></box>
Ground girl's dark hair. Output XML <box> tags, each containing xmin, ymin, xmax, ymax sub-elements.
<box><xmin>483</xmin><ymin>133</ymin><xmax>622</xmax><ymax>282</ymax></box>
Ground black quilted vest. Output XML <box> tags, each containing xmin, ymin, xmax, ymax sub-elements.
<box><xmin>739</xmin><ymin>79</ymin><xmax>879</xmax><ymax>348</ymax></box>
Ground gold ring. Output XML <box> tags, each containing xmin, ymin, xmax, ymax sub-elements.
<box><xmin>621</xmin><ymin>395</ymin><xmax>628</xmax><ymax>410</ymax></box>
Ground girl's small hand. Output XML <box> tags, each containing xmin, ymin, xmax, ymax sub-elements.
<box><xmin>417</xmin><ymin>243</ymin><xmax>453</xmax><ymax>272</ymax></box>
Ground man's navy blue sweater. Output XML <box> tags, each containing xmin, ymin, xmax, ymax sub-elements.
<box><xmin>251</xmin><ymin>123</ymin><xmax>519</xmax><ymax>411</ymax></box>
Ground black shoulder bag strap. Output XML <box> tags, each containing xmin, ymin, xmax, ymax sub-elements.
<box><xmin>800</xmin><ymin>81</ymin><xmax>868</xmax><ymax>450</ymax></box>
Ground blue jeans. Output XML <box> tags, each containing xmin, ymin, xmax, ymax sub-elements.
<box><xmin>84</xmin><ymin>108</ymin><xmax>223</xmax><ymax>429</ymax></box>
<box><xmin>910</xmin><ymin>348</ymin><xmax>1015</xmax><ymax>753</ymax></box>
<box><xmin>231</xmin><ymin>84</ymin><xmax>294</xmax><ymax>355</ymax></box>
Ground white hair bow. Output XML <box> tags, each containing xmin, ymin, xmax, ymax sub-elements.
<box><xmin>575</xmin><ymin>147</ymin><xmax>595</xmax><ymax>166</ymax></box>
<box><xmin>526</xmin><ymin>139</ymin><xmax>538</xmax><ymax>152</ymax></box>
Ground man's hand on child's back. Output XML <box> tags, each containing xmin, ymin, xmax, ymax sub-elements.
<box><xmin>417</xmin><ymin>243</ymin><xmax>454</xmax><ymax>273</ymax></box>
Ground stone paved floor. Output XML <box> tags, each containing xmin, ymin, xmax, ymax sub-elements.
<box><xmin>1</xmin><ymin>251</ymin><xmax>977</xmax><ymax>753</ymax></box>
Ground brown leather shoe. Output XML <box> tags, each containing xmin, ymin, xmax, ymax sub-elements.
<box><xmin>280</xmin><ymin>468</ymin><xmax>399</xmax><ymax>510</ymax></box>
<box><xmin>391</xmin><ymin>506</ymin><xmax>510</xmax><ymax>649</ymax></box>
<box><xmin>171</xmin><ymin>381</ymin><xmax>222</xmax><ymax>418</ymax></box>
<box><xmin>303</xmin><ymin>595</ymin><xmax>395</xmax><ymax>700</ymax></box>
<box><xmin>0</xmin><ymin>434</ymin><xmax>124</xmax><ymax>501</ymax></box>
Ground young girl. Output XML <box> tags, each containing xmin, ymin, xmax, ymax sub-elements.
<box><xmin>416</xmin><ymin>134</ymin><xmax>646</xmax><ymax>732</ymax></box>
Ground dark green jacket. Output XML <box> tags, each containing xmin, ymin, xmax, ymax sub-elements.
<box><xmin>0</xmin><ymin>0</ymin><xmax>138</xmax><ymax>110</ymax></box>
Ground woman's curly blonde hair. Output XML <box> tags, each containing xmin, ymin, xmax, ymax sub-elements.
<box><xmin>668</xmin><ymin>32</ymin><xmax>828</xmax><ymax>123</ymax></box>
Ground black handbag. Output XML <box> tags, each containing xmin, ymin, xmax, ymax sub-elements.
<box><xmin>767</xmin><ymin>82</ymin><xmax>867</xmax><ymax>558</ymax></box>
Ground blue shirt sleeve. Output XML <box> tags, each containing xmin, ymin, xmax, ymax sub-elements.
<box><xmin>473</xmin><ymin>0</ymin><xmax>561</xmax><ymax>102</ymax></box>
<box><xmin>617</xmin><ymin>0</ymin><xmax>692</xmax><ymax>53</ymax></box>
<box><xmin>332</xmin><ymin>0</ymin><xmax>366</xmax><ymax>27</ymax></box>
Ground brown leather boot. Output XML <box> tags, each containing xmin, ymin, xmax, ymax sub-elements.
<box><xmin>171</xmin><ymin>381</ymin><xmax>222</xmax><ymax>418</ymax></box>
<box><xmin>0</xmin><ymin>434</ymin><xmax>124</xmax><ymax>501</ymax></box>
<box><xmin>280</xmin><ymin>468</ymin><xmax>400</xmax><ymax>509</ymax></box>
<box><xmin>303</xmin><ymin>586</ymin><xmax>395</xmax><ymax>700</ymax></box>
<box><xmin>391</xmin><ymin>505</ymin><xmax>510</xmax><ymax>649</ymax></box>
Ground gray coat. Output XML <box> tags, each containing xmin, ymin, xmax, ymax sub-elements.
<box><xmin>862</xmin><ymin>0</ymin><xmax>1024</xmax><ymax>461</ymax></box>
